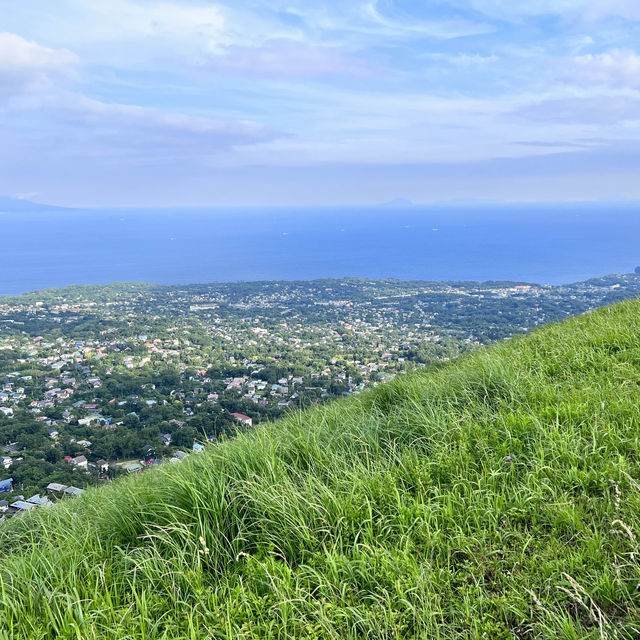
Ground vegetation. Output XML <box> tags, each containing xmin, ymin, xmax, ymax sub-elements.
<box><xmin>2</xmin><ymin>298</ymin><xmax>640</xmax><ymax>638</ymax></box>
<box><xmin>4</xmin><ymin>274</ymin><xmax>640</xmax><ymax>495</ymax></box>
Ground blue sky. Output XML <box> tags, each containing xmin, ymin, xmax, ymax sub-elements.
<box><xmin>2</xmin><ymin>0</ymin><xmax>640</xmax><ymax>206</ymax></box>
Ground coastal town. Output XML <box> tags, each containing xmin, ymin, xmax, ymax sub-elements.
<box><xmin>2</xmin><ymin>273</ymin><xmax>640</xmax><ymax>515</ymax></box>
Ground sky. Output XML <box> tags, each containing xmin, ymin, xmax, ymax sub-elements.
<box><xmin>1</xmin><ymin>0</ymin><xmax>640</xmax><ymax>206</ymax></box>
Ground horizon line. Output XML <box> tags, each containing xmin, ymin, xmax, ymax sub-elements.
<box><xmin>5</xmin><ymin>196</ymin><xmax>640</xmax><ymax>211</ymax></box>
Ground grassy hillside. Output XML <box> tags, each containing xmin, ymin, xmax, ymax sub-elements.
<box><xmin>3</xmin><ymin>300</ymin><xmax>640</xmax><ymax>639</ymax></box>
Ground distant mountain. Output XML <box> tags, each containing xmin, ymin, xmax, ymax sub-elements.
<box><xmin>379</xmin><ymin>197</ymin><xmax>414</xmax><ymax>207</ymax></box>
<box><xmin>0</xmin><ymin>196</ymin><xmax>67</xmax><ymax>212</ymax></box>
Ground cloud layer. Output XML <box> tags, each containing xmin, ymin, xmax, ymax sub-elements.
<box><xmin>2</xmin><ymin>0</ymin><xmax>640</xmax><ymax>205</ymax></box>
<box><xmin>0</xmin><ymin>28</ymin><xmax>282</xmax><ymax>166</ymax></box>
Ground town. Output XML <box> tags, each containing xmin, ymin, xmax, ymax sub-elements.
<box><xmin>2</xmin><ymin>273</ymin><xmax>640</xmax><ymax>519</ymax></box>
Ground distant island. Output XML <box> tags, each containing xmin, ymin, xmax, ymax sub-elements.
<box><xmin>380</xmin><ymin>198</ymin><xmax>414</xmax><ymax>207</ymax></box>
<box><xmin>0</xmin><ymin>195</ymin><xmax>66</xmax><ymax>213</ymax></box>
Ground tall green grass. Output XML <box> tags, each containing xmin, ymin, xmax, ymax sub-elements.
<box><xmin>3</xmin><ymin>300</ymin><xmax>640</xmax><ymax>638</ymax></box>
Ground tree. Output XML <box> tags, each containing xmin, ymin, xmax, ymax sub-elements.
<box><xmin>172</xmin><ymin>425</ymin><xmax>197</xmax><ymax>448</ymax></box>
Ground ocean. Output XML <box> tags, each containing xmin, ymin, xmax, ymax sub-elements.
<box><xmin>1</xmin><ymin>203</ymin><xmax>639</xmax><ymax>295</ymax></box>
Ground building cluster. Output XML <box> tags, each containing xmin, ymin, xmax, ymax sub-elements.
<box><xmin>2</xmin><ymin>274</ymin><xmax>640</xmax><ymax>497</ymax></box>
<box><xmin>0</xmin><ymin>477</ymin><xmax>85</xmax><ymax>524</ymax></box>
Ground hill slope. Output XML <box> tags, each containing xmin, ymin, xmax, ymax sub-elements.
<box><xmin>3</xmin><ymin>300</ymin><xmax>640</xmax><ymax>639</ymax></box>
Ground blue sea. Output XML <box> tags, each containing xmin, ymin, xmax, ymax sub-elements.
<box><xmin>1</xmin><ymin>203</ymin><xmax>639</xmax><ymax>295</ymax></box>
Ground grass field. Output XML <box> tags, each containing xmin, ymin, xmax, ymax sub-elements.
<box><xmin>2</xmin><ymin>300</ymin><xmax>640</xmax><ymax>639</ymax></box>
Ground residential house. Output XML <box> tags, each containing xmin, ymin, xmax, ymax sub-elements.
<box><xmin>70</xmin><ymin>455</ymin><xmax>88</xmax><ymax>470</ymax></box>
<box><xmin>46</xmin><ymin>482</ymin><xmax>68</xmax><ymax>495</ymax></box>
<box><xmin>271</xmin><ymin>384</ymin><xmax>288</xmax><ymax>395</ymax></box>
<box><xmin>63</xmin><ymin>486</ymin><xmax>86</xmax><ymax>498</ymax></box>
<box><xmin>9</xmin><ymin>500</ymin><xmax>36</xmax><ymax>514</ymax></box>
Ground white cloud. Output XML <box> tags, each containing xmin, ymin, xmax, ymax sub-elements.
<box><xmin>564</xmin><ymin>50</ymin><xmax>640</xmax><ymax>88</ymax></box>
<box><xmin>208</xmin><ymin>85</ymin><xmax>555</xmax><ymax>166</ymax></box>
<box><xmin>6</xmin><ymin>90</ymin><xmax>282</xmax><ymax>157</ymax></box>
<box><xmin>419</xmin><ymin>52</ymin><xmax>499</xmax><ymax>65</ymax></box>
<box><xmin>199</xmin><ymin>38</ymin><xmax>368</xmax><ymax>77</ymax></box>
<box><xmin>0</xmin><ymin>32</ymin><xmax>78</xmax><ymax>97</ymax></box>
<box><xmin>363</xmin><ymin>0</ymin><xmax>493</xmax><ymax>38</ymax></box>
<box><xmin>0</xmin><ymin>1</ymin><xmax>492</xmax><ymax>79</ymax></box>
<box><xmin>0</xmin><ymin>32</ymin><xmax>76</xmax><ymax>71</ymax></box>
<box><xmin>0</xmin><ymin>1</ymin><xmax>232</xmax><ymax>71</ymax></box>
<box><xmin>75</xmin><ymin>95</ymin><xmax>280</xmax><ymax>151</ymax></box>
<box><xmin>515</xmin><ymin>94</ymin><xmax>640</xmax><ymax>125</ymax></box>
<box><xmin>0</xmin><ymin>29</ymin><xmax>283</xmax><ymax>160</ymax></box>
<box><xmin>62</xmin><ymin>0</ymin><xmax>228</xmax><ymax>43</ymax></box>
<box><xmin>581</xmin><ymin>0</ymin><xmax>640</xmax><ymax>21</ymax></box>
<box><xmin>446</xmin><ymin>0</ymin><xmax>640</xmax><ymax>22</ymax></box>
